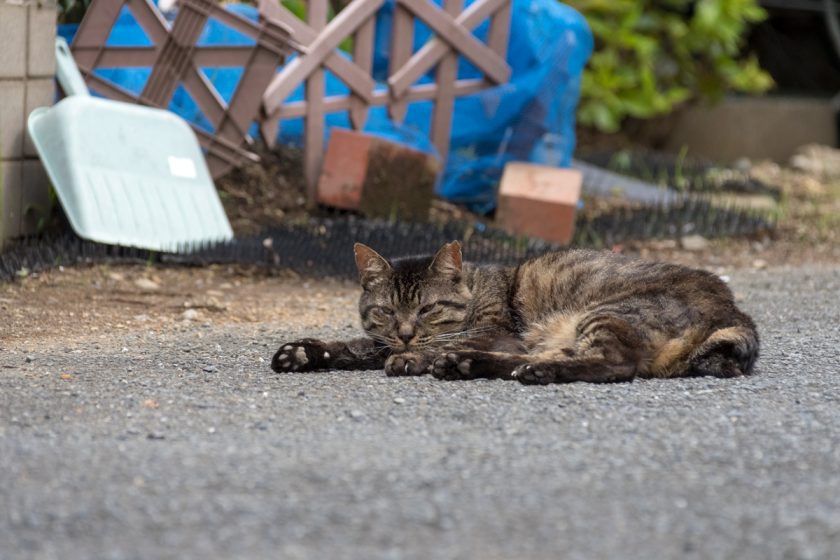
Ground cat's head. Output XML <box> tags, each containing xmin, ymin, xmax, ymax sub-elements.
<box><xmin>353</xmin><ymin>241</ymin><xmax>471</xmax><ymax>352</ymax></box>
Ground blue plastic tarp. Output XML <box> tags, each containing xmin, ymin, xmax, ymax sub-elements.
<box><xmin>59</xmin><ymin>0</ymin><xmax>592</xmax><ymax>213</ymax></box>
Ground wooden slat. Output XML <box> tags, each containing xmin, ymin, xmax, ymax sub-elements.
<box><xmin>254</xmin><ymin>2</ymin><xmax>293</xmax><ymax>146</ymax></box>
<box><xmin>262</xmin><ymin>0</ymin><xmax>382</xmax><ymax>110</ymax></box>
<box><xmin>276</xmin><ymin>79</ymin><xmax>487</xmax><ymax>118</ymax></box>
<box><xmin>261</xmin><ymin>0</ymin><xmax>377</xmax><ymax>103</ymax></box>
<box><xmin>70</xmin><ymin>0</ymin><xmax>124</xmax><ymax>70</ymax></box>
<box><xmin>180</xmin><ymin>68</ymin><xmax>228</xmax><ymax>127</ymax></box>
<box><xmin>349</xmin><ymin>16</ymin><xmax>375</xmax><ymax>129</ymax></box>
<box><xmin>73</xmin><ymin>46</ymin><xmax>159</xmax><ymax>67</ymax></box>
<box><xmin>304</xmin><ymin>0</ymin><xmax>328</xmax><ymax>205</ymax></box>
<box><xmin>389</xmin><ymin>0</ymin><xmax>509</xmax><ymax>96</ymax></box>
<box><xmin>487</xmin><ymin>0</ymin><xmax>511</xmax><ymax>60</ymax></box>
<box><xmin>430</xmin><ymin>0</ymin><xmax>462</xmax><ymax>159</ymax></box>
<box><xmin>75</xmin><ymin>45</ymin><xmax>271</xmax><ymax>69</ymax></box>
<box><xmin>260</xmin><ymin>118</ymin><xmax>281</xmax><ymax>148</ymax></box>
<box><xmin>125</xmin><ymin>0</ymin><xmax>171</xmax><ymax>45</ymax></box>
<box><xmin>206</xmin><ymin>2</ymin><xmax>292</xmax><ymax>45</ymax></box>
<box><xmin>388</xmin><ymin>3</ymin><xmax>414</xmax><ymax>123</ymax></box>
<box><xmin>394</xmin><ymin>0</ymin><xmax>509</xmax><ymax>90</ymax></box>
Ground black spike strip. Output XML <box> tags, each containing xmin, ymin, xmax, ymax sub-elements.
<box><xmin>1</xmin><ymin>197</ymin><xmax>776</xmax><ymax>283</ymax></box>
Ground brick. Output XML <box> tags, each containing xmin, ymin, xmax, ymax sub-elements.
<box><xmin>0</xmin><ymin>4</ymin><xmax>27</xmax><ymax>79</ymax></box>
<box><xmin>21</xmin><ymin>158</ymin><xmax>52</xmax><ymax>235</ymax></box>
<box><xmin>317</xmin><ymin>128</ymin><xmax>371</xmax><ymax>210</ymax></box>
<box><xmin>24</xmin><ymin>78</ymin><xmax>55</xmax><ymax>157</ymax></box>
<box><xmin>27</xmin><ymin>4</ymin><xmax>57</xmax><ymax>78</ymax></box>
<box><xmin>0</xmin><ymin>80</ymin><xmax>25</xmax><ymax>159</ymax></box>
<box><xmin>1</xmin><ymin>159</ymin><xmax>23</xmax><ymax>242</ymax></box>
<box><xmin>496</xmin><ymin>162</ymin><xmax>582</xmax><ymax>245</ymax></box>
<box><xmin>318</xmin><ymin>128</ymin><xmax>441</xmax><ymax>220</ymax></box>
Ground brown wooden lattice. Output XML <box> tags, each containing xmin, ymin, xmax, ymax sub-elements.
<box><xmin>71</xmin><ymin>0</ymin><xmax>294</xmax><ymax>178</ymax></box>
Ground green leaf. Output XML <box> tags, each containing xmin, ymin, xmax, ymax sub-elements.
<box><xmin>567</xmin><ymin>0</ymin><xmax>771</xmax><ymax>131</ymax></box>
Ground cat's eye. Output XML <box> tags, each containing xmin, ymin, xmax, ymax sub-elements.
<box><xmin>376</xmin><ymin>307</ymin><xmax>395</xmax><ymax>316</ymax></box>
<box><xmin>418</xmin><ymin>303</ymin><xmax>437</xmax><ymax>316</ymax></box>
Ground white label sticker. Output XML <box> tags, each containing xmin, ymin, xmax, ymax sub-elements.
<box><xmin>168</xmin><ymin>156</ymin><xmax>197</xmax><ymax>179</ymax></box>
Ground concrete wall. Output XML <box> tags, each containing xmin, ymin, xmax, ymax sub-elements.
<box><xmin>665</xmin><ymin>96</ymin><xmax>837</xmax><ymax>165</ymax></box>
<box><xmin>0</xmin><ymin>1</ymin><xmax>56</xmax><ymax>249</ymax></box>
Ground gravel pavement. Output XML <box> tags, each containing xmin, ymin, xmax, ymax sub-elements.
<box><xmin>2</xmin><ymin>265</ymin><xmax>840</xmax><ymax>560</ymax></box>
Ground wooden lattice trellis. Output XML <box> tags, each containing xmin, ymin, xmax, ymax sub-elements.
<box><xmin>258</xmin><ymin>0</ymin><xmax>512</xmax><ymax>203</ymax></box>
<box><xmin>71</xmin><ymin>0</ymin><xmax>294</xmax><ymax>179</ymax></box>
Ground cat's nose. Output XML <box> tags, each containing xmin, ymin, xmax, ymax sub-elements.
<box><xmin>397</xmin><ymin>323</ymin><xmax>414</xmax><ymax>345</ymax></box>
<box><xmin>398</xmin><ymin>332</ymin><xmax>414</xmax><ymax>344</ymax></box>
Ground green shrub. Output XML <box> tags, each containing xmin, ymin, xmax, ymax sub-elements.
<box><xmin>566</xmin><ymin>0</ymin><xmax>774</xmax><ymax>132</ymax></box>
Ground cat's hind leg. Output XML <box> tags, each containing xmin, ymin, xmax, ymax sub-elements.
<box><xmin>511</xmin><ymin>312</ymin><xmax>645</xmax><ymax>384</ymax></box>
<box><xmin>685</xmin><ymin>323</ymin><xmax>759</xmax><ymax>378</ymax></box>
<box><xmin>431</xmin><ymin>313</ymin><xmax>646</xmax><ymax>383</ymax></box>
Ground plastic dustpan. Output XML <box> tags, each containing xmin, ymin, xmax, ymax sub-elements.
<box><xmin>27</xmin><ymin>38</ymin><xmax>233</xmax><ymax>252</ymax></box>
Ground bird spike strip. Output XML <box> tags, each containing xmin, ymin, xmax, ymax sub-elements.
<box><xmin>1</xmin><ymin>201</ymin><xmax>774</xmax><ymax>283</ymax></box>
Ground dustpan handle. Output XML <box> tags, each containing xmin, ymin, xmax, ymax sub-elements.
<box><xmin>55</xmin><ymin>37</ymin><xmax>91</xmax><ymax>98</ymax></box>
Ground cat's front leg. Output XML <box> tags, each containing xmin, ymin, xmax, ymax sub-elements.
<box><xmin>271</xmin><ymin>338</ymin><xmax>387</xmax><ymax>373</ymax></box>
<box><xmin>430</xmin><ymin>335</ymin><xmax>528</xmax><ymax>381</ymax></box>
<box><xmin>384</xmin><ymin>352</ymin><xmax>433</xmax><ymax>377</ymax></box>
<box><xmin>431</xmin><ymin>350</ymin><xmax>525</xmax><ymax>381</ymax></box>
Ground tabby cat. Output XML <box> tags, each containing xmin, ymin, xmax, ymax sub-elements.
<box><xmin>271</xmin><ymin>242</ymin><xmax>758</xmax><ymax>384</ymax></box>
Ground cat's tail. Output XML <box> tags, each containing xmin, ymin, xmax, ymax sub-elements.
<box><xmin>688</xmin><ymin>316</ymin><xmax>759</xmax><ymax>378</ymax></box>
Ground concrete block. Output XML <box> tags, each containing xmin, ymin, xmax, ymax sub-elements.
<box><xmin>318</xmin><ymin>128</ymin><xmax>441</xmax><ymax>220</ymax></box>
<box><xmin>27</xmin><ymin>4</ymin><xmax>57</xmax><ymax>78</ymax></box>
<box><xmin>1</xmin><ymin>159</ymin><xmax>23</xmax><ymax>242</ymax></box>
<box><xmin>665</xmin><ymin>96</ymin><xmax>837</xmax><ymax>164</ymax></box>
<box><xmin>0</xmin><ymin>80</ymin><xmax>25</xmax><ymax>159</ymax></box>
<box><xmin>496</xmin><ymin>162</ymin><xmax>582</xmax><ymax>245</ymax></box>
<box><xmin>0</xmin><ymin>4</ymin><xmax>27</xmax><ymax>79</ymax></box>
<box><xmin>21</xmin><ymin>159</ymin><xmax>52</xmax><ymax>235</ymax></box>
<box><xmin>24</xmin><ymin>78</ymin><xmax>55</xmax><ymax>157</ymax></box>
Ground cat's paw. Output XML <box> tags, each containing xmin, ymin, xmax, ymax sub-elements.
<box><xmin>271</xmin><ymin>339</ymin><xmax>329</xmax><ymax>373</ymax></box>
<box><xmin>511</xmin><ymin>363</ymin><xmax>554</xmax><ymax>385</ymax></box>
<box><xmin>384</xmin><ymin>353</ymin><xmax>428</xmax><ymax>377</ymax></box>
<box><xmin>430</xmin><ymin>352</ymin><xmax>476</xmax><ymax>381</ymax></box>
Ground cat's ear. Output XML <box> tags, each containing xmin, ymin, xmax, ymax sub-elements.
<box><xmin>354</xmin><ymin>243</ymin><xmax>391</xmax><ymax>289</ymax></box>
<box><xmin>430</xmin><ymin>241</ymin><xmax>462</xmax><ymax>280</ymax></box>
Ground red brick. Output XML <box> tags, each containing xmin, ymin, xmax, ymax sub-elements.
<box><xmin>317</xmin><ymin>128</ymin><xmax>372</xmax><ymax>210</ymax></box>
<box><xmin>496</xmin><ymin>162</ymin><xmax>582</xmax><ymax>245</ymax></box>
<box><xmin>318</xmin><ymin>128</ymin><xmax>440</xmax><ymax>220</ymax></box>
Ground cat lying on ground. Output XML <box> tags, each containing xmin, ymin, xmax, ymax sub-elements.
<box><xmin>272</xmin><ymin>241</ymin><xmax>758</xmax><ymax>384</ymax></box>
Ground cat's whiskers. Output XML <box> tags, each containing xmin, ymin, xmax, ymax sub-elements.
<box><xmin>430</xmin><ymin>326</ymin><xmax>496</xmax><ymax>342</ymax></box>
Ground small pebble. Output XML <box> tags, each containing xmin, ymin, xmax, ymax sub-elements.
<box><xmin>202</xmin><ymin>365</ymin><xmax>217</xmax><ymax>373</ymax></box>
<box><xmin>134</xmin><ymin>278</ymin><xmax>159</xmax><ymax>291</ymax></box>
<box><xmin>680</xmin><ymin>234</ymin><xmax>709</xmax><ymax>251</ymax></box>
<box><xmin>181</xmin><ymin>309</ymin><xmax>199</xmax><ymax>321</ymax></box>
<box><xmin>393</xmin><ymin>397</ymin><xmax>406</xmax><ymax>404</ymax></box>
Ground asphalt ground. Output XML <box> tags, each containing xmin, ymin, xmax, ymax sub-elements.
<box><xmin>2</xmin><ymin>264</ymin><xmax>840</xmax><ymax>559</ymax></box>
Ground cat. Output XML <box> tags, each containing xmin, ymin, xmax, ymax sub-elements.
<box><xmin>271</xmin><ymin>241</ymin><xmax>759</xmax><ymax>384</ymax></box>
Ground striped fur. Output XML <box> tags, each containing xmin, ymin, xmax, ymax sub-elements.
<box><xmin>272</xmin><ymin>242</ymin><xmax>759</xmax><ymax>384</ymax></box>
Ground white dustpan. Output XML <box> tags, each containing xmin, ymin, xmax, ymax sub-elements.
<box><xmin>27</xmin><ymin>38</ymin><xmax>234</xmax><ymax>252</ymax></box>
